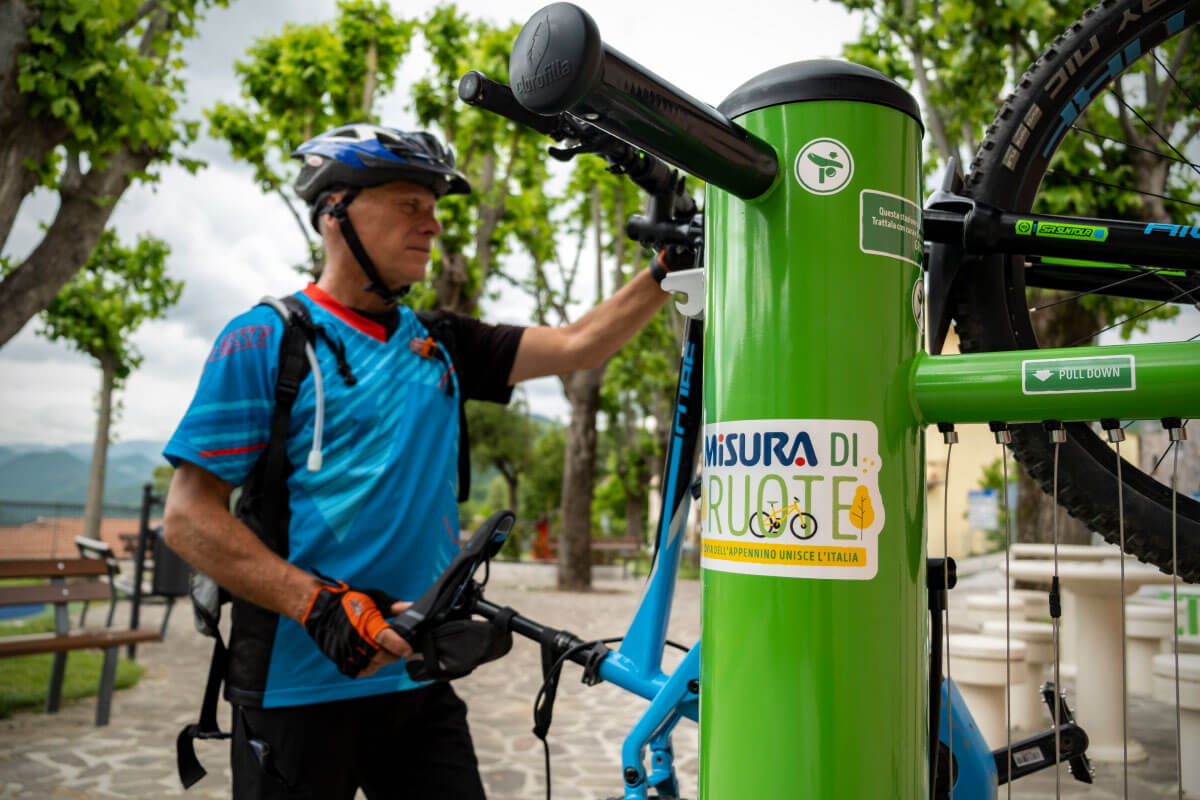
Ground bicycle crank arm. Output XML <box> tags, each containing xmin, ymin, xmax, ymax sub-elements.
<box><xmin>993</xmin><ymin>722</ymin><xmax>1091</xmax><ymax>785</ymax></box>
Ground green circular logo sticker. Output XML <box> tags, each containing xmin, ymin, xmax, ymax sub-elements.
<box><xmin>1016</xmin><ymin>219</ymin><xmax>1035</xmax><ymax>235</ymax></box>
<box><xmin>795</xmin><ymin>138</ymin><xmax>854</xmax><ymax>195</ymax></box>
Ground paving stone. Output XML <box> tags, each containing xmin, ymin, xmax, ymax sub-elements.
<box><xmin>0</xmin><ymin>576</ymin><xmax>1187</xmax><ymax>798</ymax></box>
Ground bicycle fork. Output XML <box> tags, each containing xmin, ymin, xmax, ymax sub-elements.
<box><xmin>617</xmin><ymin>645</ymin><xmax>699</xmax><ymax>800</ymax></box>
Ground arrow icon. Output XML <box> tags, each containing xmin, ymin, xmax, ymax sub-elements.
<box><xmin>1033</xmin><ymin>369</ymin><xmax>1053</xmax><ymax>382</ymax></box>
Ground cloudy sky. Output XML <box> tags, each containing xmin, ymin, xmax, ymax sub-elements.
<box><xmin>0</xmin><ymin>0</ymin><xmax>866</xmax><ymax>448</ymax></box>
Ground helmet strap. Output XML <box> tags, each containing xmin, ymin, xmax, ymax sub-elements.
<box><xmin>326</xmin><ymin>187</ymin><xmax>410</xmax><ymax>305</ymax></box>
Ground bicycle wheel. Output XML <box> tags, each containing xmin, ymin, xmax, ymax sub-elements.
<box><xmin>789</xmin><ymin>512</ymin><xmax>818</xmax><ymax>541</ymax></box>
<box><xmin>955</xmin><ymin>0</ymin><xmax>1200</xmax><ymax>580</ymax></box>
<box><xmin>748</xmin><ymin>511</ymin><xmax>765</xmax><ymax>538</ymax></box>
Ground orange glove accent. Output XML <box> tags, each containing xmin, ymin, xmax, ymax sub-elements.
<box><xmin>301</xmin><ymin>578</ymin><xmax>398</xmax><ymax>677</ymax></box>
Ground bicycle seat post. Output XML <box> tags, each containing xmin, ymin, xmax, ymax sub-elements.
<box><xmin>701</xmin><ymin>62</ymin><xmax>927</xmax><ymax>798</ymax></box>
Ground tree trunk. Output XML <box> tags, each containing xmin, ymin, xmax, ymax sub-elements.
<box><xmin>361</xmin><ymin>37</ymin><xmax>378</xmax><ymax>117</ymax></box>
<box><xmin>1015</xmin><ymin>461</ymin><xmax>1093</xmax><ymax>546</ymax></box>
<box><xmin>506</xmin><ymin>475</ymin><xmax>519</xmax><ymax>521</ymax></box>
<box><xmin>592</xmin><ymin>182</ymin><xmax>602</xmax><ymax>301</ymax></box>
<box><xmin>82</xmin><ymin>352</ymin><xmax>116</xmax><ymax>541</ymax></box>
<box><xmin>557</xmin><ymin>366</ymin><xmax>606</xmax><ymax>590</ymax></box>
<box><xmin>435</xmin><ymin>135</ymin><xmax>518</xmax><ymax>315</ymax></box>
<box><xmin>0</xmin><ymin>120</ymin><xmax>60</xmax><ymax>251</ymax></box>
<box><xmin>0</xmin><ymin>144</ymin><xmax>153</xmax><ymax>346</ymax></box>
<box><xmin>0</xmin><ymin>0</ymin><xmax>63</xmax><ymax>252</ymax></box>
<box><xmin>624</xmin><ymin>478</ymin><xmax>647</xmax><ymax>545</ymax></box>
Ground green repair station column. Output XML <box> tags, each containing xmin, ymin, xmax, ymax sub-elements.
<box><xmin>700</xmin><ymin>62</ymin><xmax>927</xmax><ymax>798</ymax></box>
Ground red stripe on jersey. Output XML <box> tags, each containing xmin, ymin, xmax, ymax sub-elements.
<box><xmin>199</xmin><ymin>443</ymin><xmax>267</xmax><ymax>458</ymax></box>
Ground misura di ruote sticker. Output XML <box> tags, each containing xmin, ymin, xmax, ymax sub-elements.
<box><xmin>700</xmin><ymin>419</ymin><xmax>884</xmax><ymax>580</ymax></box>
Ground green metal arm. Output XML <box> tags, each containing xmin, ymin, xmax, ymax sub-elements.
<box><xmin>911</xmin><ymin>341</ymin><xmax>1200</xmax><ymax>425</ymax></box>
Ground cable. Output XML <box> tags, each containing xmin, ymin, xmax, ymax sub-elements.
<box><xmin>534</xmin><ymin>636</ymin><xmax>624</xmax><ymax>800</ymax></box>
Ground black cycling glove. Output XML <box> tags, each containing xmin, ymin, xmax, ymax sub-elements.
<box><xmin>300</xmin><ymin>577</ymin><xmax>399</xmax><ymax>678</ymax></box>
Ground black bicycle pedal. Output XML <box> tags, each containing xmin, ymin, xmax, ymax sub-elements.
<box><xmin>1037</xmin><ymin>681</ymin><xmax>1095</xmax><ymax>784</ymax></box>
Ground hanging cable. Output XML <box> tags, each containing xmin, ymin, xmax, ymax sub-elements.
<box><xmin>1164</xmin><ymin>417</ymin><xmax>1186</xmax><ymax>800</ymax></box>
<box><xmin>1102</xmin><ymin>418</ymin><xmax>1130</xmax><ymax>799</ymax></box>
<box><xmin>1044</xmin><ymin>421</ymin><xmax>1066</xmax><ymax>799</ymax></box>
<box><xmin>990</xmin><ymin>422</ymin><xmax>1014</xmax><ymax>799</ymax></box>
<box><xmin>938</xmin><ymin>422</ymin><xmax>957</xmax><ymax>800</ymax></box>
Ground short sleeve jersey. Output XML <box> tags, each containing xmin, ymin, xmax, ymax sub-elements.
<box><xmin>165</xmin><ymin>283</ymin><xmax>522</xmax><ymax>708</ymax></box>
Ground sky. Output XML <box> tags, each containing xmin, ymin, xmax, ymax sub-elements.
<box><xmin>0</xmin><ymin>0</ymin><xmax>866</xmax><ymax>448</ymax></box>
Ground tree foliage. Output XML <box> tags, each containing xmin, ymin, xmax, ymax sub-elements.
<box><xmin>0</xmin><ymin>0</ymin><xmax>226</xmax><ymax>347</ymax></box>
<box><xmin>39</xmin><ymin>229</ymin><xmax>180</xmax><ymax>382</ymax></box>
<box><xmin>206</xmin><ymin>0</ymin><xmax>415</xmax><ymax>270</ymax></box>
<box><xmin>600</xmin><ymin>304</ymin><xmax>679</xmax><ymax>543</ymax></box>
<box><xmin>36</xmin><ymin>227</ymin><xmax>181</xmax><ymax>540</ymax></box>
<box><xmin>466</xmin><ymin>392</ymin><xmax>537</xmax><ymax>518</ymax></box>
<box><xmin>409</xmin><ymin>5</ymin><xmax>558</xmax><ymax>313</ymax></box>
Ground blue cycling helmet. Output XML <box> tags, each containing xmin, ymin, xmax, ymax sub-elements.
<box><xmin>293</xmin><ymin>124</ymin><xmax>470</xmax><ymax>211</ymax></box>
<box><xmin>292</xmin><ymin>124</ymin><xmax>470</xmax><ymax>304</ymax></box>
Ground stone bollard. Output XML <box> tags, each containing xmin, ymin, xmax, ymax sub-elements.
<box><xmin>982</xmin><ymin>619</ymin><xmax>1054</xmax><ymax>731</ymax></box>
<box><xmin>1125</xmin><ymin>603</ymin><xmax>1174</xmax><ymax>696</ymax></box>
<box><xmin>948</xmin><ymin>634</ymin><xmax>1028</xmax><ymax>748</ymax></box>
<box><xmin>1152</xmin><ymin>653</ymin><xmax>1200</xmax><ymax>797</ymax></box>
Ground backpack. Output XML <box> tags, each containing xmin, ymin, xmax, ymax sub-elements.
<box><xmin>176</xmin><ymin>295</ymin><xmax>473</xmax><ymax>789</ymax></box>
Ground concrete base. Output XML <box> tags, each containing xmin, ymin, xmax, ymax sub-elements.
<box><xmin>1153</xmin><ymin>653</ymin><xmax>1200</xmax><ymax>797</ymax></box>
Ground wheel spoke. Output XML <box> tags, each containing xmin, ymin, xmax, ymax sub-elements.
<box><xmin>1108</xmin><ymin>87</ymin><xmax>1200</xmax><ymax>182</ymax></box>
<box><xmin>1152</xmin><ymin>48</ymin><xmax>1200</xmax><ymax>133</ymax></box>
<box><xmin>1070</xmin><ymin>124</ymin><xmax>1198</xmax><ymax>168</ymax></box>
<box><xmin>1064</xmin><ymin>285</ymin><xmax>1200</xmax><ymax>347</ymax></box>
<box><xmin>1027</xmin><ymin>266</ymin><xmax>1175</xmax><ymax>312</ymax></box>
<box><xmin>1043</xmin><ymin>170</ymin><xmax>1200</xmax><ymax>213</ymax></box>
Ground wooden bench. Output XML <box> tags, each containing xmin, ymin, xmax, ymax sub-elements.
<box><xmin>74</xmin><ymin>534</ymin><xmax>189</xmax><ymax>639</ymax></box>
<box><xmin>546</xmin><ymin>536</ymin><xmax>646</xmax><ymax>577</ymax></box>
<box><xmin>0</xmin><ymin>558</ymin><xmax>161</xmax><ymax>725</ymax></box>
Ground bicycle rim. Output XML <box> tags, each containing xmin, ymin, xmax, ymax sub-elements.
<box><xmin>956</xmin><ymin>0</ymin><xmax>1200</xmax><ymax>582</ymax></box>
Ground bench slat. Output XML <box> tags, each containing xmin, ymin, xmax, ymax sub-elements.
<box><xmin>0</xmin><ymin>559</ymin><xmax>108</xmax><ymax>579</ymax></box>
<box><xmin>0</xmin><ymin>629</ymin><xmax>161</xmax><ymax>658</ymax></box>
<box><xmin>0</xmin><ymin>582</ymin><xmax>112</xmax><ymax>607</ymax></box>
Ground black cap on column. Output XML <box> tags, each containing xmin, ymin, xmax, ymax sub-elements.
<box><xmin>509</xmin><ymin>3</ymin><xmax>604</xmax><ymax>114</ymax></box>
<box><xmin>719</xmin><ymin>60</ymin><xmax>923</xmax><ymax>131</ymax></box>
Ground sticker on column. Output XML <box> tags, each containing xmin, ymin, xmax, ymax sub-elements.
<box><xmin>700</xmin><ymin>419</ymin><xmax>885</xmax><ymax>580</ymax></box>
<box><xmin>860</xmin><ymin>189</ymin><xmax>923</xmax><ymax>267</ymax></box>
<box><xmin>795</xmin><ymin>139</ymin><xmax>854</xmax><ymax>195</ymax></box>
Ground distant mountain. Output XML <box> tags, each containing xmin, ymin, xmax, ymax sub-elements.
<box><xmin>62</xmin><ymin>440</ymin><xmax>168</xmax><ymax>464</ymax></box>
<box><xmin>0</xmin><ymin>442</ymin><xmax>165</xmax><ymax>510</ymax></box>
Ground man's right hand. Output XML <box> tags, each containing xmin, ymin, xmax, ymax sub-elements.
<box><xmin>301</xmin><ymin>578</ymin><xmax>412</xmax><ymax>678</ymax></box>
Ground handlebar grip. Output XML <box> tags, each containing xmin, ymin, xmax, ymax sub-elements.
<box><xmin>458</xmin><ymin>70</ymin><xmax>562</xmax><ymax>138</ymax></box>
<box><xmin>508</xmin><ymin>2</ymin><xmax>778</xmax><ymax>200</ymax></box>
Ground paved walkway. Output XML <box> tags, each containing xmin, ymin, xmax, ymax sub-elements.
<box><xmin>0</xmin><ymin>564</ymin><xmax>1186</xmax><ymax>798</ymax></box>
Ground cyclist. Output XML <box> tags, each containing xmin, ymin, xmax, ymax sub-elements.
<box><xmin>162</xmin><ymin>123</ymin><xmax>676</xmax><ymax>799</ymax></box>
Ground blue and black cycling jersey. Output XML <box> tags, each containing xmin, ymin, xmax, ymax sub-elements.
<box><xmin>165</xmin><ymin>284</ymin><xmax>521</xmax><ymax>707</ymax></box>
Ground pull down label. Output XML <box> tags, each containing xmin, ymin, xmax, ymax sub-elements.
<box><xmin>1022</xmin><ymin>355</ymin><xmax>1136</xmax><ymax>394</ymax></box>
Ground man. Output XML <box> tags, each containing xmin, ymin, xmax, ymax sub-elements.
<box><xmin>163</xmin><ymin>124</ymin><xmax>676</xmax><ymax>799</ymax></box>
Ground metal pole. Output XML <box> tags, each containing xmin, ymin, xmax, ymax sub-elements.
<box><xmin>700</xmin><ymin>62</ymin><xmax>925</xmax><ymax>798</ymax></box>
<box><xmin>128</xmin><ymin>483</ymin><xmax>154</xmax><ymax>659</ymax></box>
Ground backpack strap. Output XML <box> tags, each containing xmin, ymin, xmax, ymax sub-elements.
<box><xmin>260</xmin><ymin>295</ymin><xmax>315</xmax><ymax>535</ymax></box>
<box><xmin>176</xmin><ymin>635</ymin><xmax>231</xmax><ymax>788</ymax></box>
<box><xmin>176</xmin><ymin>295</ymin><xmax>317</xmax><ymax>790</ymax></box>
<box><xmin>415</xmin><ymin>310</ymin><xmax>472</xmax><ymax>502</ymax></box>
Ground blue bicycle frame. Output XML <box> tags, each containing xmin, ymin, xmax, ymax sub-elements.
<box><xmin>586</xmin><ymin>306</ymin><xmax>1006</xmax><ymax>800</ymax></box>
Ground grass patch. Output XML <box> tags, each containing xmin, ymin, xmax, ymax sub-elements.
<box><xmin>0</xmin><ymin>610</ymin><xmax>145</xmax><ymax>719</ymax></box>
<box><xmin>628</xmin><ymin>558</ymin><xmax>701</xmax><ymax>580</ymax></box>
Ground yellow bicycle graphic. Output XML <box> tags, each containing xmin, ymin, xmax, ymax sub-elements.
<box><xmin>748</xmin><ymin>497</ymin><xmax>818</xmax><ymax>540</ymax></box>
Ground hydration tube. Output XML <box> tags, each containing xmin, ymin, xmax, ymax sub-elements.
<box><xmin>259</xmin><ymin>296</ymin><xmax>326</xmax><ymax>472</ymax></box>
